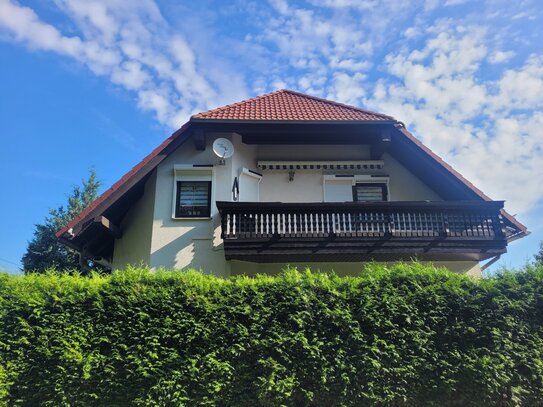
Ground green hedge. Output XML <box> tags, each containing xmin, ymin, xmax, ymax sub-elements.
<box><xmin>0</xmin><ymin>263</ymin><xmax>542</xmax><ymax>406</ymax></box>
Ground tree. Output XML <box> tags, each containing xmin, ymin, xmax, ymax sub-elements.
<box><xmin>534</xmin><ymin>241</ymin><xmax>543</xmax><ymax>266</ymax></box>
<box><xmin>22</xmin><ymin>169</ymin><xmax>102</xmax><ymax>273</ymax></box>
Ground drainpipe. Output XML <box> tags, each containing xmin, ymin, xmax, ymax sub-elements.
<box><xmin>481</xmin><ymin>255</ymin><xmax>502</xmax><ymax>272</ymax></box>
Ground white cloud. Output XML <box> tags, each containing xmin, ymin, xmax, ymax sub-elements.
<box><xmin>368</xmin><ymin>24</ymin><xmax>543</xmax><ymax>217</ymax></box>
<box><xmin>0</xmin><ymin>0</ymin><xmax>83</xmax><ymax>57</ymax></box>
<box><xmin>489</xmin><ymin>50</ymin><xmax>515</xmax><ymax>64</ymax></box>
<box><xmin>268</xmin><ymin>0</ymin><xmax>289</xmax><ymax>14</ymax></box>
<box><xmin>0</xmin><ymin>0</ymin><xmax>247</xmax><ymax>128</ymax></box>
<box><xmin>1</xmin><ymin>0</ymin><xmax>542</xmax><ymax>222</ymax></box>
<box><xmin>492</xmin><ymin>55</ymin><xmax>543</xmax><ymax>111</ymax></box>
<box><xmin>329</xmin><ymin>72</ymin><xmax>366</xmax><ymax>105</ymax></box>
<box><xmin>444</xmin><ymin>0</ymin><xmax>469</xmax><ymax>5</ymax></box>
<box><xmin>307</xmin><ymin>0</ymin><xmax>378</xmax><ymax>10</ymax></box>
<box><xmin>403</xmin><ymin>27</ymin><xmax>421</xmax><ymax>39</ymax></box>
<box><xmin>256</xmin><ymin>0</ymin><xmax>421</xmax><ymax>98</ymax></box>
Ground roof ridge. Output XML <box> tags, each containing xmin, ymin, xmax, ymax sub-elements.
<box><xmin>279</xmin><ymin>89</ymin><xmax>395</xmax><ymax>121</ymax></box>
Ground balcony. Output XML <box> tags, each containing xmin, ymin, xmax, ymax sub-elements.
<box><xmin>216</xmin><ymin>200</ymin><xmax>508</xmax><ymax>263</ymax></box>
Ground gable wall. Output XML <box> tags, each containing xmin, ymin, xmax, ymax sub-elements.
<box><xmin>112</xmin><ymin>132</ymin><xmax>462</xmax><ymax>274</ymax></box>
<box><xmin>385</xmin><ymin>153</ymin><xmax>443</xmax><ymax>201</ymax></box>
<box><xmin>256</xmin><ymin>147</ymin><xmax>442</xmax><ymax>202</ymax></box>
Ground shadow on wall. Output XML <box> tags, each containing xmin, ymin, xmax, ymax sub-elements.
<box><xmin>150</xmin><ymin>219</ymin><xmax>228</xmax><ymax>277</ymax></box>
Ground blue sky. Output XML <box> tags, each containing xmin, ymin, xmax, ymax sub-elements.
<box><xmin>0</xmin><ymin>0</ymin><xmax>542</xmax><ymax>273</ymax></box>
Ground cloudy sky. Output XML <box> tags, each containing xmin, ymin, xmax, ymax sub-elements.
<box><xmin>0</xmin><ymin>0</ymin><xmax>542</xmax><ymax>272</ymax></box>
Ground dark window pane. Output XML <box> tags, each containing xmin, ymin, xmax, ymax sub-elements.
<box><xmin>176</xmin><ymin>181</ymin><xmax>211</xmax><ymax>217</ymax></box>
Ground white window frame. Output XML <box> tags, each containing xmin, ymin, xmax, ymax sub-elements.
<box><xmin>172</xmin><ymin>165</ymin><xmax>214</xmax><ymax>220</ymax></box>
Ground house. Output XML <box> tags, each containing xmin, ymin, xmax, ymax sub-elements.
<box><xmin>56</xmin><ymin>90</ymin><xmax>528</xmax><ymax>276</ymax></box>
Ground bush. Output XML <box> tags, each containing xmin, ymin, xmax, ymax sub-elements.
<box><xmin>0</xmin><ymin>263</ymin><xmax>542</xmax><ymax>406</ymax></box>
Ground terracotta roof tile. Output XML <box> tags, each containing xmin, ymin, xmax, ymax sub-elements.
<box><xmin>192</xmin><ymin>89</ymin><xmax>395</xmax><ymax>122</ymax></box>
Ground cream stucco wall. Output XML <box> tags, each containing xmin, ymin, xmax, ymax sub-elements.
<box><xmin>438</xmin><ymin>261</ymin><xmax>481</xmax><ymax>276</ymax></box>
<box><xmin>384</xmin><ymin>153</ymin><xmax>442</xmax><ymax>201</ymax></box>
<box><xmin>259</xmin><ymin>144</ymin><xmax>368</xmax><ymax>203</ymax></box>
<box><xmin>148</xmin><ymin>134</ymin><xmax>236</xmax><ymax>277</ymax></box>
<box><xmin>257</xmin><ymin>147</ymin><xmax>442</xmax><ymax>203</ymax></box>
<box><xmin>111</xmin><ymin>133</ymin><xmax>481</xmax><ymax>276</ymax></box>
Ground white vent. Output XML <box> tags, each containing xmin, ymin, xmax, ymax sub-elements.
<box><xmin>257</xmin><ymin>160</ymin><xmax>384</xmax><ymax>171</ymax></box>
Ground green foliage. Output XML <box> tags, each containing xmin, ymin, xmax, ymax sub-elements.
<box><xmin>21</xmin><ymin>169</ymin><xmax>102</xmax><ymax>274</ymax></box>
<box><xmin>0</xmin><ymin>263</ymin><xmax>542</xmax><ymax>406</ymax></box>
<box><xmin>535</xmin><ymin>241</ymin><xmax>543</xmax><ymax>266</ymax></box>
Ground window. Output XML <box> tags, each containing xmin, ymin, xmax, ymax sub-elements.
<box><xmin>353</xmin><ymin>183</ymin><xmax>388</xmax><ymax>201</ymax></box>
<box><xmin>175</xmin><ymin>181</ymin><xmax>212</xmax><ymax>218</ymax></box>
<box><xmin>172</xmin><ymin>164</ymin><xmax>213</xmax><ymax>219</ymax></box>
<box><xmin>324</xmin><ymin>175</ymin><xmax>389</xmax><ymax>202</ymax></box>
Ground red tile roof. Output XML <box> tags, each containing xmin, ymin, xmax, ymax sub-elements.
<box><xmin>192</xmin><ymin>89</ymin><xmax>395</xmax><ymax>122</ymax></box>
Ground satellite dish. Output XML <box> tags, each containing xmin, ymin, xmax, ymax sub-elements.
<box><xmin>212</xmin><ymin>138</ymin><xmax>235</xmax><ymax>162</ymax></box>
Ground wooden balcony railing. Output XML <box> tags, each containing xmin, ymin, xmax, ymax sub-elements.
<box><xmin>216</xmin><ymin>201</ymin><xmax>507</xmax><ymax>262</ymax></box>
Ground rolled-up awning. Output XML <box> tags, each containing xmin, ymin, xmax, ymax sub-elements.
<box><xmin>257</xmin><ymin>160</ymin><xmax>384</xmax><ymax>171</ymax></box>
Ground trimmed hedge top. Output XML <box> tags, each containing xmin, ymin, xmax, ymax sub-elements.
<box><xmin>1</xmin><ymin>263</ymin><xmax>542</xmax><ymax>406</ymax></box>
